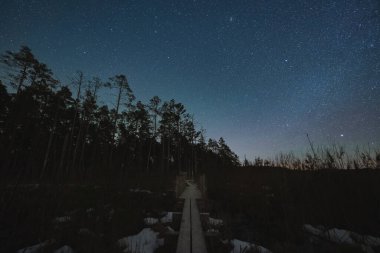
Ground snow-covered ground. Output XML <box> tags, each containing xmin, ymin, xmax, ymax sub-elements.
<box><xmin>17</xmin><ymin>242</ymin><xmax>49</xmax><ymax>253</ymax></box>
<box><xmin>230</xmin><ymin>239</ymin><xmax>272</xmax><ymax>253</ymax></box>
<box><xmin>304</xmin><ymin>224</ymin><xmax>380</xmax><ymax>252</ymax></box>
<box><xmin>17</xmin><ymin>240</ymin><xmax>67</xmax><ymax>253</ymax></box>
<box><xmin>54</xmin><ymin>245</ymin><xmax>74</xmax><ymax>253</ymax></box>
<box><xmin>160</xmin><ymin>212</ymin><xmax>173</xmax><ymax>223</ymax></box>
<box><xmin>118</xmin><ymin>228</ymin><xmax>164</xmax><ymax>253</ymax></box>
<box><xmin>126</xmin><ymin>210</ymin><xmax>175</xmax><ymax>252</ymax></box>
<box><xmin>143</xmin><ymin>211</ymin><xmax>173</xmax><ymax>225</ymax></box>
<box><xmin>324</xmin><ymin>228</ymin><xmax>355</xmax><ymax>244</ymax></box>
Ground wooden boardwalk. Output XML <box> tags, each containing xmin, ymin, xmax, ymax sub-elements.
<box><xmin>176</xmin><ymin>181</ymin><xmax>207</xmax><ymax>253</ymax></box>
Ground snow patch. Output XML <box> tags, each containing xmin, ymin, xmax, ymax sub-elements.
<box><xmin>54</xmin><ymin>245</ymin><xmax>74</xmax><ymax>253</ymax></box>
<box><xmin>118</xmin><ymin>228</ymin><xmax>163</xmax><ymax>253</ymax></box>
<box><xmin>18</xmin><ymin>243</ymin><xmax>46</xmax><ymax>253</ymax></box>
<box><xmin>129</xmin><ymin>188</ymin><xmax>152</xmax><ymax>194</ymax></box>
<box><xmin>160</xmin><ymin>212</ymin><xmax>173</xmax><ymax>223</ymax></box>
<box><xmin>304</xmin><ymin>224</ymin><xmax>380</xmax><ymax>251</ymax></box>
<box><xmin>166</xmin><ymin>226</ymin><xmax>175</xmax><ymax>233</ymax></box>
<box><xmin>324</xmin><ymin>228</ymin><xmax>354</xmax><ymax>244</ymax></box>
<box><xmin>364</xmin><ymin>235</ymin><xmax>380</xmax><ymax>247</ymax></box>
<box><xmin>144</xmin><ymin>217</ymin><xmax>159</xmax><ymax>225</ymax></box>
<box><xmin>209</xmin><ymin>217</ymin><xmax>223</xmax><ymax>227</ymax></box>
<box><xmin>230</xmin><ymin>239</ymin><xmax>272</xmax><ymax>253</ymax></box>
<box><xmin>303</xmin><ymin>224</ymin><xmax>322</xmax><ymax>236</ymax></box>
<box><xmin>351</xmin><ymin>233</ymin><xmax>380</xmax><ymax>247</ymax></box>
<box><xmin>17</xmin><ymin>240</ymin><xmax>55</xmax><ymax>253</ymax></box>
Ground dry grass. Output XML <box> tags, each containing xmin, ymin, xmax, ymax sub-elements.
<box><xmin>206</xmin><ymin>166</ymin><xmax>380</xmax><ymax>252</ymax></box>
<box><xmin>0</xmin><ymin>173</ymin><xmax>177</xmax><ymax>252</ymax></box>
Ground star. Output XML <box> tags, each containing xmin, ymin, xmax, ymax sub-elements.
<box><xmin>1</xmin><ymin>0</ymin><xmax>378</xmax><ymax>160</ymax></box>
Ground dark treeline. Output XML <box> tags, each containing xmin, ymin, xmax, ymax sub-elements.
<box><xmin>0</xmin><ymin>46</ymin><xmax>239</xmax><ymax>183</ymax></box>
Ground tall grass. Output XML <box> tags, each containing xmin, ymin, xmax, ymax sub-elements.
<box><xmin>249</xmin><ymin>145</ymin><xmax>380</xmax><ymax>170</ymax></box>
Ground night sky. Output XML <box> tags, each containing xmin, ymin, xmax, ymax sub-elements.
<box><xmin>1</xmin><ymin>0</ymin><xmax>379</xmax><ymax>160</ymax></box>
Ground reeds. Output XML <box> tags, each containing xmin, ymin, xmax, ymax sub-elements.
<box><xmin>250</xmin><ymin>145</ymin><xmax>379</xmax><ymax>170</ymax></box>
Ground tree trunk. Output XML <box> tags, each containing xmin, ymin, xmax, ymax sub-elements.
<box><xmin>41</xmin><ymin>113</ymin><xmax>58</xmax><ymax>179</ymax></box>
<box><xmin>71</xmin><ymin>119</ymin><xmax>85</xmax><ymax>179</ymax></box>
<box><xmin>161</xmin><ymin>138</ymin><xmax>165</xmax><ymax>173</ymax></box>
<box><xmin>59</xmin><ymin>133</ymin><xmax>69</xmax><ymax>179</ymax></box>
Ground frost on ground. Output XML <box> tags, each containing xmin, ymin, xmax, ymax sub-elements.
<box><xmin>304</xmin><ymin>224</ymin><xmax>380</xmax><ymax>252</ymax></box>
<box><xmin>230</xmin><ymin>239</ymin><xmax>272</xmax><ymax>253</ymax></box>
<box><xmin>118</xmin><ymin>228</ymin><xmax>164</xmax><ymax>253</ymax></box>
<box><xmin>209</xmin><ymin>217</ymin><xmax>223</xmax><ymax>227</ymax></box>
<box><xmin>160</xmin><ymin>212</ymin><xmax>173</xmax><ymax>223</ymax></box>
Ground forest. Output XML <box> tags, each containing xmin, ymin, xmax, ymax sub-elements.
<box><xmin>0</xmin><ymin>46</ymin><xmax>239</xmax><ymax>184</ymax></box>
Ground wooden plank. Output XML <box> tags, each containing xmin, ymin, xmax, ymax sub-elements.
<box><xmin>176</xmin><ymin>198</ymin><xmax>191</xmax><ymax>253</ymax></box>
<box><xmin>176</xmin><ymin>182</ymin><xmax>208</xmax><ymax>253</ymax></box>
<box><xmin>191</xmin><ymin>199</ymin><xmax>208</xmax><ymax>253</ymax></box>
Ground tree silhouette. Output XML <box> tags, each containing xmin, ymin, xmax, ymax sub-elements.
<box><xmin>0</xmin><ymin>46</ymin><xmax>240</xmax><ymax>183</ymax></box>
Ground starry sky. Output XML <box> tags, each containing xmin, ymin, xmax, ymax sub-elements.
<box><xmin>1</xmin><ymin>0</ymin><xmax>379</xmax><ymax>160</ymax></box>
